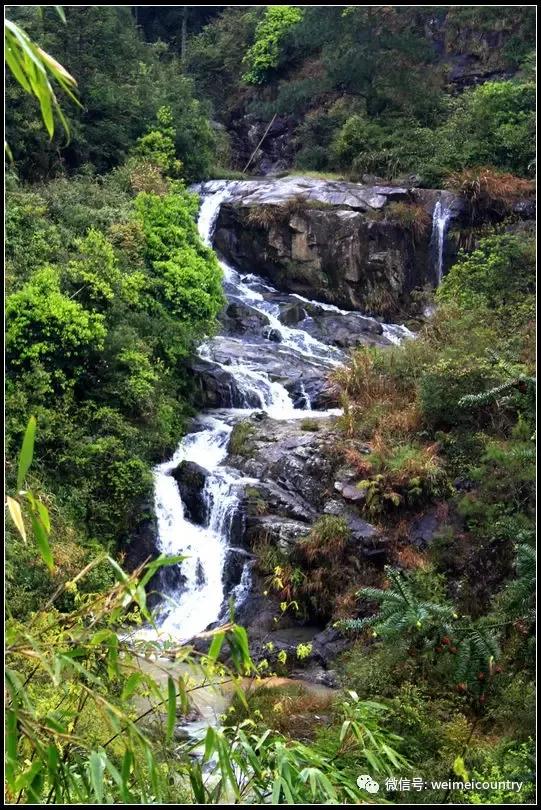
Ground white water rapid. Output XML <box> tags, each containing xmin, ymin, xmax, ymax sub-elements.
<box><xmin>140</xmin><ymin>181</ymin><xmax>414</xmax><ymax>643</ymax></box>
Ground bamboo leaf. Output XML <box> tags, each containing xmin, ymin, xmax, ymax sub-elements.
<box><xmin>5</xmin><ymin>710</ymin><xmax>18</xmax><ymax>787</ymax></box>
<box><xmin>121</xmin><ymin>751</ymin><xmax>134</xmax><ymax>803</ymax></box>
<box><xmin>167</xmin><ymin>675</ymin><xmax>176</xmax><ymax>740</ymax></box>
<box><xmin>17</xmin><ymin>416</ymin><xmax>36</xmax><ymax>490</ymax></box>
<box><xmin>207</xmin><ymin>631</ymin><xmax>225</xmax><ymax>663</ymax></box>
<box><xmin>121</xmin><ymin>672</ymin><xmax>142</xmax><ymax>701</ymax></box>
<box><xmin>36</xmin><ymin>500</ymin><xmax>51</xmax><ymax>533</ymax></box>
<box><xmin>88</xmin><ymin>751</ymin><xmax>105</xmax><ymax>804</ymax></box>
<box><xmin>31</xmin><ymin>513</ymin><xmax>54</xmax><ymax>571</ymax></box>
<box><xmin>7</xmin><ymin>496</ymin><xmax>26</xmax><ymax>542</ymax></box>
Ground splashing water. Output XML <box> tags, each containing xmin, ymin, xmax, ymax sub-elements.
<box><xmin>140</xmin><ymin>182</ymin><xmax>414</xmax><ymax>643</ymax></box>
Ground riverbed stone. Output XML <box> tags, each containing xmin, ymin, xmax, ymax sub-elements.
<box><xmin>171</xmin><ymin>460</ymin><xmax>208</xmax><ymax>525</ymax></box>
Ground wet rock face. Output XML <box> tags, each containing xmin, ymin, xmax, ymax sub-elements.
<box><xmin>219</xmin><ymin>299</ymin><xmax>270</xmax><ymax>335</ymax></box>
<box><xmin>228</xmin><ymin>113</ymin><xmax>298</xmax><ymax>176</ymax></box>
<box><xmin>222</xmin><ymin>546</ymin><xmax>255</xmax><ymax>594</ymax></box>
<box><xmin>212</xmin><ymin>178</ymin><xmax>441</xmax><ymax>317</ymax></box>
<box><xmin>171</xmin><ymin>460</ymin><xmax>208</xmax><ymax>525</ymax></box>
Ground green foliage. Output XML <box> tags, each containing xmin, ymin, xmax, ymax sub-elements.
<box><xmin>437</xmin><ymin>234</ymin><xmax>535</xmax><ymax>313</ymax></box>
<box><xmin>135</xmin><ymin>185</ymin><xmax>224</xmax><ymax>325</ymax></box>
<box><xmin>337</xmin><ymin>565</ymin><xmax>509</xmax><ymax>698</ymax></box>
<box><xmin>5</xmin><ymin>265</ymin><xmax>107</xmax><ymax>382</ymax></box>
<box><xmin>465</xmin><ymin>740</ymin><xmax>535</xmax><ymax>804</ymax></box>
<box><xmin>338</xmin><ymin>566</ymin><xmax>456</xmax><ymax>640</ymax></box>
<box><xmin>243</xmin><ymin>6</ymin><xmax>304</xmax><ymax>85</ymax></box>
<box><xmin>419</xmin><ymin>357</ymin><xmax>502</xmax><ymax>429</ymax></box>
<box><xmin>300</xmin><ymin>418</ymin><xmax>320</xmax><ymax>432</ymax></box>
<box><xmin>357</xmin><ymin>440</ymin><xmax>449</xmax><ymax>514</ymax></box>
<box><xmin>133</xmin><ymin>106</ymin><xmax>183</xmax><ymax>178</ymax></box>
<box><xmin>5</xmin><ymin>558</ymin><xmax>258</xmax><ymax>804</ymax></box>
<box><xmin>498</xmin><ymin>544</ymin><xmax>536</xmax><ymax>623</ymax></box>
<box><xmin>5</xmin><ymin>6</ymin><xmax>217</xmax><ymax>182</ymax></box>
<box><xmin>5</xmin><ymin>171</ymin><xmax>224</xmax><ymax>612</ymax></box>
<box><xmin>434</xmin><ymin>81</ymin><xmax>536</xmax><ymax>179</ymax></box>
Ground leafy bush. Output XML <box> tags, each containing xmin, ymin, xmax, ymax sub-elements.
<box><xmin>439</xmin><ymin>80</ymin><xmax>536</xmax><ymax>178</ymax></box>
<box><xmin>419</xmin><ymin>358</ymin><xmax>502</xmax><ymax>429</ymax></box>
<box><xmin>5</xmin><ymin>266</ymin><xmax>107</xmax><ymax>383</ymax></box>
<box><xmin>357</xmin><ymin>437</ymin><xmax>449</xmax><ymax>514</ymax></box>
<box><xmin>133</xmin><ymin>106</ymin><xmax>183</xmax><ymax>178</ymax></box>
<box><xmin>242</xmin><ymin>6</ymin><xmax>304</xmax><ymax>85</ymax></box>
<box><xmin>437</xmin><ymin>233</ymin><xmax>535</xmax><ymax>312</ymax></box>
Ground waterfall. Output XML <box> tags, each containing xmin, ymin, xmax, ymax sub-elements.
<box><xmin>431</xmin><ymin>199</ymin><xmax>452</xmax><ymax>285</ymax></box>
<box><xmin>138</xmin><ymin>182</ymin><xmax>415</xmax><ymax>643</ymax></box>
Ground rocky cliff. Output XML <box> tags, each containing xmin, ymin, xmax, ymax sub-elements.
<box><xmin>211</xmin><ymin>177</ymin><xmax>461</xmax><ymax>317</ymax></box>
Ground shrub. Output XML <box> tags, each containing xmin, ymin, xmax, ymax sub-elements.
<box><xmin>133</xmin><ymin>106</ymin><xmax>183</xmax><ymax>178</ymax></box>
<box><xmin>135</xmin><ymin>184</ymin><xmax>225</xmax><ymax>326</ymax></box>
<box><xmin>5</xmin><ymin>266</ymin><xmax>107</xmax><ymax>383</ymax></box>
<box><xmin>298</xmin><ymin>515</ymin><xmax>350</xmax><ymax>562</ymax></box>
<box><xmin>300</xmin><ymin>418</ymin><xmax>320</xmax><ymax>431</ymax></box>
<box><xmin>357</xmin><ymin>437</ymin><xmax>448</xmax><ymax>514</ymax></box>
<box><xmin>419</xmin><ymin>358</ymin><xmax>503</xmax><ymax>429</ymax></box>
<box><xmin>437</xmin><ymin>233</ymin><xmax>535</xmax><ymax>313</ymax></box>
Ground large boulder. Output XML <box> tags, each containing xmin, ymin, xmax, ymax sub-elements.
<box><xmin>191</xmin><ymin>357</ymin><xmax>264</xmax><ymax>409</ymax></box>
<box><xmin>219</xmin><ymin>299</ymin><xmax>270</xmax><ymax>335</ymax></box>
<box><xmin>171</xmin><ymin>460</ymin><xmax>208</xmax><ymax>525</ymax></box>
<box><xmin>303</xmin><ymin>311</ymin><xmax>387</xmax><ymax>349</ymax></box>
<box><xmin>245</xmin><ymin>515</ymin><xmax>310</xmax><ymax>554</ymax></box>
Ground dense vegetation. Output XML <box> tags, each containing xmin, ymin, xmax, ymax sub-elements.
<box><xmin>183</xmin><ymin>5</ymin><xmax>535</xmax><ymax>184</ymax></box>
<box><xmin>254</xmin><ymin>229</ymin><xmax>536</xmax><ymax>803</ymax></box>
<box><xmin>5</xmin><ymin>105</ymin><xmax>224</xmax><ymax>616</ymax></box>
<box><xmin>4</xmin><ymin>5</ymin><xmax>536</xmax><ymax>806</ymax></box>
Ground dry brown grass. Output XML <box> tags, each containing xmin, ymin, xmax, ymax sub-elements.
<box><xmin>334</xmin><ymin>587</ymin><xmax>362</xmax><ymax>619</ymax></box>
<box><xmin>386</xmin><ymin>201</ymin><xmax>432</xmax><ymax>242</ymax></box>
<box><xmin>245</xmin><ymin>685</ymin><xmax>335</xmax><ymax>740</ymax></box>
<box><xmin>245</xmin><ymin>204</ymin><xmax>288</xmax><ymax>228</ymax></box>
<box><xmin>445</xmin><ymin>167</ymin><xmax>534</xmax><ymax>223</ymax></box>
<box><xmin>395</xmin><ymin>545</ymin><xmax>430</xmax><ymax>570</ymax></box>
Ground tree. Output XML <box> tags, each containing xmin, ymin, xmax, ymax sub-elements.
<box><xmin>5</xmin><ymin>6</ymin><xmax>217</xmax><ymax>181</ymax></box>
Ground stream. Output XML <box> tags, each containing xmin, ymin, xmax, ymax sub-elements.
<box><xmin>139</xmin><ymin>180</ymin><xmax>416</xmax><ymax>645</ymax></box>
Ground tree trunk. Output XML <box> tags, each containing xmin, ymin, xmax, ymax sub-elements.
<box><xmin>181</xmin><ymin>7</ymin><xmax>188</xmax><ymax>65</ymax></box>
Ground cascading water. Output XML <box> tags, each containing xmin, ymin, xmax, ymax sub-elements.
<box><xmin>431</xmin><ymin>199</ymin><xmax>452</xmax><ymax>285</ymax></box>
<box><xmin>141</xmin><ymin>181</ymin><xmax>414</xmax><ymax>643</ymax></box>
